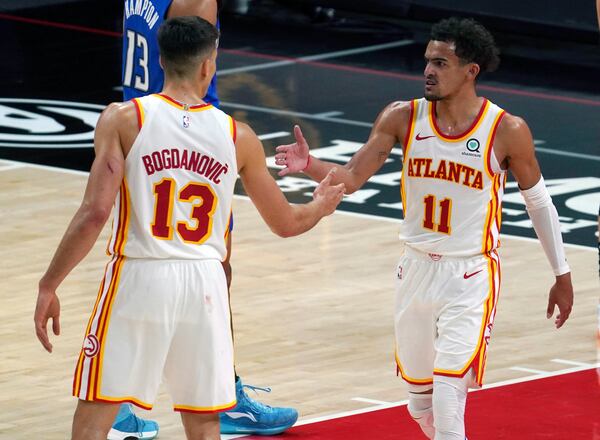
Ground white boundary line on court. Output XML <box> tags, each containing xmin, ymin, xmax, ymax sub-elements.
<box><xmin>509</xmin><ymin>366</ymin><xmax>549</xmax><ymax>375</ymax></box>
<box><xmin>535</xmin><ymin>146</ymin><xmax>600</xmax><ymax>161</ymax></box>
<box><xmin>220</xmin><ymin>101</ymin><xmax>372</xmax><ymax>127</ymax></box>
<box><xmin>351</xmin><ymin>397</ymin><xmax>391</xmax><ymax>405</ymax></box>
<box><xmin>551</xmin><ymin>358</ymin><xmax>595</xmax><ymax>367</ymax></box>
<box><xmin>0</xmin><ymin>159</ymin><xmax>89</xmax><ymax>176</ymax></box>
<box><xmin>0</xmin><ymin>162</ymin><xmax>27</xmax><ymax>172</ymax></box>
<box><xmin>0</xmin><ymin>159</ymin><xmax>595</xmax><ymax>251</ymax></box>
<box><xmin>218</xmin><ymin>39</ymin><xmax>415</xmax><ymax>76</ymax></box>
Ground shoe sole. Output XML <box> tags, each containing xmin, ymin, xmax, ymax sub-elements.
<box><xmin>220</xmin><ymin>422</ymin><xmax>297</xmax><ymax>436</ymax></box>
<box><xmin>107</xmin><ymin>428</ymin><xmax>158</xmax><ymax>440</ymax></box>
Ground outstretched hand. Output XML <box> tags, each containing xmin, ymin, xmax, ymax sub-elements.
<box><xmin>275</xmin><ymin>125</ymin><xmax>311</xmax><ymax>176</ymax></box>
<box><xmin>546</xmin><ymin>273</ymin><xmax>573</xmax><ymax>329</ymax></box>
<box><xmin>313</xmin><ymin>168</ymin><xmax>345</xmax><ymax>216</ymax></box>
<box><xmin>34</xmin><ymin>289</ymin><xmax>61</xmax><ymax>353</ymax></box>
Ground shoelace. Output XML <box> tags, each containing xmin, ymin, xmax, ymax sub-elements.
<box><xmin>126</xmin><ymin>409</ymin><xmax>146</xmax><ymax>435</ymax></box>
<box><xmin>240</xmin><ymin>384</ymin><xmax>274</xmax><ymax>411</ymax></box>
<box><xmin>242</xmin><ymin>383</ymin><xmax>272</xmax><ymax>394</ymax></box>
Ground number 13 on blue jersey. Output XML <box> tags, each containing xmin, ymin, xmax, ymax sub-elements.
<box><xmin>123</xmin><ymin>30</ymin><xmax>149</xmax><ymax>93</ymax></box>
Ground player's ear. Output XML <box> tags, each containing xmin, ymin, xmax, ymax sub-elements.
<box><xmin>467</xmin><ymin>63</ymin><xmax>480</xmax><ymax>80</ymax></box>
<box><xmin>159</xmin><ymin>55</ymin><xmax>164</xmax><ymax>71</ymax></box>
<box><xmin>199</xmin><ymin>57</ymin><xmax>211</xmax><ymax>79</ymax></box>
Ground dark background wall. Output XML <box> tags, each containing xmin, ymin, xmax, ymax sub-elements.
<box><xmin>408</xmin><ymin>0</ymin><xmax>597</xmax><ymax>32</ymax></box>
<box><xmin>277</xmin><ymin>0</ymin><xmax>598</xmax><ymax>41</ymax></box>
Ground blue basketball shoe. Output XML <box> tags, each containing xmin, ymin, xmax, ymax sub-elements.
<box><xmin>107</xmin><ymin>403</ymin><xmax>159</xmax><ymax>440</ymax></box>
<box><xmin>219</xmin><ymin>378</ymin><xmax>298</xmax><ymax>435</ymax></box>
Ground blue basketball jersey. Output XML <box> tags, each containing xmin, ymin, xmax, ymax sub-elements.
<box><xmin>122</xmin><ymin>0</ymin><xmax>220</xmax><ymax>106</ymax></box>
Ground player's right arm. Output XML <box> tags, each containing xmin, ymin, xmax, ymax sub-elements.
<box><xmin>275</xmin><ymin>101</ymin><xmax>411</xmax><ymax>193</ymax></box>
<box><xmin>168</xmin><ymin>0</ymin><xmax>218</xmax><ymax>24</ymax></box>
<box><xmin>34</xmin><ymin>102</ymin><xmax>135</xmax><ymax>353</ymax></box>
<box><xmin>235</xmin><ymin>122</ymin><xmax>345</xmax><ymax>237</ymax></box>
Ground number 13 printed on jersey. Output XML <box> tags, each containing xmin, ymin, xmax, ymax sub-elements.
<box><xmin>151</xmin><ymin>178</ymin><xmax>218</xmax><ymax>244</ymax></box>
<box><xmin>123</xmin><ymin>30</ymin><xmax>149</xmax><ymax>93</ymax></box>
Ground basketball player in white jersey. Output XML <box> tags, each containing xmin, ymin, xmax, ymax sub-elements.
<box><xmin>122</xmin><ymin>1</ymin><xmax>299</xmax><ymax>437</ymax></box>
<box><xmin>276</xmin><ymin>17</ymin><xmax>573</xmax><ymax>440</ymax></box>
<box><xmin>34</xmin><ymin>17</ymin><xmax>344</xmax><ymax>440</ymax></box>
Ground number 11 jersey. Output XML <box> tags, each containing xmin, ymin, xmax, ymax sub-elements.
<box><xmin>399</xmin><ymin>97</ymin><xmax>507</xmax><ymax>257</ymax></box>
<box><xmin>107</xmin><ymin>94</ymin><xmax>237</xmax><ymax>261</ymax></box>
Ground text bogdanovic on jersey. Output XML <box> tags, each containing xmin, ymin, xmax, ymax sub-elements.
<box><xmin>400</xmin><ymin>98</ymin><xmax>506</xmax><ymax>256</ymax></box>
<box><xmin>107</xmin><ymin>94</ymin><xmax>237</xmax><ymax>260</ymax></box>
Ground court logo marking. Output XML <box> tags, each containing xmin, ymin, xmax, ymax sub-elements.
<box><xmin>0</xmin><ymin>98</ymin><xmax>103</xmax><ymax>149</ymax></box>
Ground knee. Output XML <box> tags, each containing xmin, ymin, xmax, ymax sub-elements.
<box><xmin>407</xmin><ymin>391</ymin><xmax>433</xmax><ymax>420</ymax></box>
<box><xmin>407</xmin><ymin>388</ymin><xmax>435</xmax><ymax>439</ymax></box>
<box><xmin>432</xmin><ymin>376</ymin><xmax>469</xmax><ymax>438</ymax></box>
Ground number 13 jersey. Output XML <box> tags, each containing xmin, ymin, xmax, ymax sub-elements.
<box><xmin>107</xmin><ymin>94</ymin><xmax>237</xmax><ymax>261</ymax></box>
<box><xmin>399</xmin><ymin>98</ymin><xmax>506</xmax><ymax>257</ymax></box>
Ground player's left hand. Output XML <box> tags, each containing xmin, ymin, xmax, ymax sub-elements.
<box><xmin>34</xmin><ymin>289</ymin><xmax>61</xmax><ymax>353</ymax></box>
<box><xmin>546</xmin><ymin>272</ymin><xmax>573</xmax><ymax>329</ymax></box>
<box><xmin>275</xmin><ymin>125</ymin><xmax>311</xmax><ymax>176</ymax></box>
<box><xmin>313</xmin><ymin>168</ymin><xmax>345</xmax><ymax>216</ymax></box>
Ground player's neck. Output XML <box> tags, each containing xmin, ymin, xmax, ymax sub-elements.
<box><xmin>433</xmin><ymin>92</ymin><xmax>483</xmax><ymax>134</ymax></box>
<box><xmin>162</xmin><ymin>81</ymin><xmax>209</xmax><ymax>106</ymax></box>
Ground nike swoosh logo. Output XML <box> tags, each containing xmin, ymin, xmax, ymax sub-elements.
<box><xmin>224</xmin><ymin>411</ymin><xmax>258</xmax><ymax>422</ymax></box>
<box><xmin>415</xmin><ymin>133</ymin><xmax>436</xmax><ymax>141</ymax></box>
<box><xmin>463</xmin><ymin>269</ymin><xmax>483</xmax><ymax>279</ymax></box>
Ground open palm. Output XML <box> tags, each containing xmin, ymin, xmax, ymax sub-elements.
<box><xmin>275</xmin><ymin>125</ymin><xmax>310</xmax><ymax>176</ymax></box>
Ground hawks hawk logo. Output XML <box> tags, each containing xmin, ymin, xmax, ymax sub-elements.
<box><xmin>83</xmin><ymin>334</ymin><xmax>100</xmax><ymax>358</ymax></box>
<box><xmin>0</xmin><ymin>98</ymin><xmax>103</xmax><ymax>149</ymax></box>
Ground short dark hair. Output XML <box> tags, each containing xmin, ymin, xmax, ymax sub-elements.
<box><xmin>430</xmin><ymin>17</ymin><xmax>500</xmax><ymax>74</ymax></box>
<box><xmin>157</xmin><ymin>16</ymin><xmax>219</xmax><ymax>78</ymax></box>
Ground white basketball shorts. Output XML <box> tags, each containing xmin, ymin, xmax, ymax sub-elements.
<box><xmin>394</xmin><ymin>247</ymin><xmax>501</xmax><ymax>388</ymax></box>
<box><xmin>73</xmin><ymin>256</ymin><xmax>236</xmax><ymax>413</ymax></box>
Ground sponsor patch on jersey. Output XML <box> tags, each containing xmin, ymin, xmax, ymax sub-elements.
<box><xmin>466</xmin><ymin>138</ymin><xmax>480</xmax><ymax>152</ymax></box>
<box><xmin>462</xmin><ymin>138</ymin><xmax>481</xmax><ymax>158</ymax></box>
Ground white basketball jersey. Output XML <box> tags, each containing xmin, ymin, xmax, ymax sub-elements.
<box><xmin>107</xmin><ymin>94</ymin><xmax>237</xmax><ymax>260</ymax></box>
<box><xmin>399</xmin><ymin>98</ymin><xmax>506</xmax><ymax>257</ymax></box>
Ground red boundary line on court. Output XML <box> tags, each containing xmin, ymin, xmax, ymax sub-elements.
<box><xmin>0</xmin><ymin>13</ymin><xmax>122</xmax><ymax>37</ymax></box>
<box><xmin>1</xmin><ymin>13</ymin><xmax>599</xmax><ymax>107</ymax></box>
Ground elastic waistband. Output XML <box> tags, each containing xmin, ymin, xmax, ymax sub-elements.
<box><xmin>120</xmin><ymin>256</ymin><xmax>221</xmax><ymax>264</ymax></box>
<box><xmin>403</xmin><ymin>245</ymin><xmax>488</xmax><ymax>262</ymax></box>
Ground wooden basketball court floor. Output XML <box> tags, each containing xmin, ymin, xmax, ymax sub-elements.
<box><xmin>0</xmin><ymin>159</ymin><xmax>597</xmax><ymax>439</ymax></box>
<box><xmin>0</xmin><ymin>3</ymin><xmax>599</xmax><ymax>438</ymax></box>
